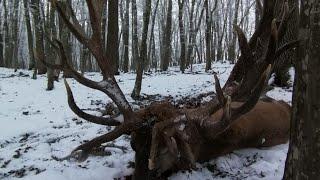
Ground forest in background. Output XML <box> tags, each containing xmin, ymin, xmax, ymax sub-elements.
<box><xmin>0</xmin><ymin>0</ymin><xmax>259</xmax><ymax>74</ymax></box>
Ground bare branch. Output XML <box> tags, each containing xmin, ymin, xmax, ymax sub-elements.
<box><xmin>234</xmin><ymin>25</ymin><xmax>252</xmax><ymax>62</ymax></box>
<box><xmin>222</xmin><ymin>96</ymin><xmax>231</xmax><ymax>121</ymax></box>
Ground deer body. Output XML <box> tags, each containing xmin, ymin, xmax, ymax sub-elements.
<box><xmin>149</xmin><ymin>99</ymin><xmax>291</xmax><ymax>175</ymax></box>
<box><xmin>195</xmin><ymin>100</ymin><xmax>290</xmax><ymax>162</ymax></box>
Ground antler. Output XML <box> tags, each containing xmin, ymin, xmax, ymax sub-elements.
<box><xmin>41</xmin><ymin>0</ymin><xmax>146</xmax><ymax>160</ymax></box>
<box><xmin>202</xmin><ymin>65</ymin><xmax>271</xmax><ymax>139</ymax></box>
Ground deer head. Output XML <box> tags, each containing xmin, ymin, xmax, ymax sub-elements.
<box><xmin>39</xmin><ymin>0</ymin><xmax>296</xmax><ymax>179</ymax></box>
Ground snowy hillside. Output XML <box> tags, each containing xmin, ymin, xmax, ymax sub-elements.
<box><xmin>0</xmin><ymin>63</ymin><xmax>293</xmax><ymax>180</ymax></box>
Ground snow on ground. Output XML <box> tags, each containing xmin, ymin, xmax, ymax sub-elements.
<box><xmin>0</xmin><ymin>62</ymin><xmax>293</xmax><ymax>180</ymax></box>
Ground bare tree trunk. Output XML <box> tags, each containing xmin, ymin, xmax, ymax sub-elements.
<box><xmin>216</xmin><ymin>1</ymin><xmax>228</xmax><ymax>62</ymax></box>
<box><xmin>122</xmin><ymin>0</ymin><xmax>130</xmax><ymax>73</ymax></box>
<box><xmin>58</xmin><ymin>0</ymin><xmax>73</xmax><ymax>77</ymax></box>
<box><xmin>205</xmin><ymin>0</ymin><xmax>211</xmax><ymax>71</ymax></box>
<box><xmin>284</xmin><ymin>0</ymin><xmax>320</xmax><ymax>179</ymax></box>
<box><xmin>45</xmin><ymin>3</ymin><xmax>57</xmax><ymax>90</ymax></box>
<box><xmin>188</xmin><ymin>1</ymin><xmax>205</xmax><ymax>70</ymax></box>
<box><xmin>148</xmin><ymin>0</ymin><xmax>160</xmax><ymax>71</ymax></box>
<box><xmin>31</xmin><ymin>0</ymin><xmax>47</xmax><ymax>75</ymax></box>
<box><xmin>131</xmin><ymin>0</ymin><xmax>152</xmax><ymax>99</ymax></box>
<box><xmin>3</xmin><ymin>0</ymin><xmax>11</xmax><ymax>68</ymax></box>
<box><xmin>79</xmin><ymin>0</ymin><xmax>88</xmax><ymax>73</ymax></box>
<box><xmin>102</xmin><ymin>3</ymin><xmax>107</xmax><ymax>51</ymax></box>
<box><xmin>106</xmin><ymin>0</ymin><xmax>120</xmax><ymax>75</ymax></box>
<box><xmin>160</xmin><ymin>0</ymin><xmax>172</xmax><ymax>71</ymax></box>
<box><xmin>0</xmin><ymin>0</ymin><xmax>3</xmax><ymax>67</ymax></box>
<box><xmin>228</xmin><ymin>0</ymin><xmax>240</xmax><ymax>63</ymax></box>
<box><xmin>11</xmin><ymin>0</ymin><xmax>20</xmax><ymax>71</ymax></box>
<box><xmin>131</xmin><ymin>0</ymin><xmax>139</xmax><ymax>71</ymax></box>
<box><xmin>178</xmin><ymin>0</ymin><xmax>186</xmax><ymax>72</ymax></box>
<box><xmin>23</xmin><ymin>0</ymin><xmax>35</xmax><ymax>70</ymax></box>
<box><xmin>186</xmin><ymin>0</ymin><xmax>196</xmax><ymax>68</ymax></box>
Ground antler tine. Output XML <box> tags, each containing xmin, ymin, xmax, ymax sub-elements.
<box><xmin>234</xmin><ymin>24</ymin><xmax>253</xmax><ymax>64</ymax></box>
<box><xmin>53</xmin><ymin>39</ymin><xmax>105</xmax><ymax>91</ymax></box>
<box><xmin>214</xmin><ymin>74</ymin><xmax>226</xmax><ymax>106</ymax></box>
<box><xmin>40</xmin><ymin>36</ymin><xmax>132</xmax><ymax>126</ymax></box>
<box><xmin>52</xmin><ymin>0</ymin><xmax>133</xmax><ymax>117</ymax></box>
<box><xmin>64</xmin><ymin>79</ymin><xmax>121</xmax><ymax>126</ymax></box>
<box><xmin>232</xmin><ymin>64</ymin><xmax>271</xmax><ymax>119</ymax></box>
<box><xmin>222</xmin><ymin>25</ymin><xmax>254</xmax><ymax>91</ymax></box>
<box><xmin>203</xmin><ymin>65</ymin><xmax>271</xmax><ymax>139</ymax></box>
<box><xmin>222</xmin><ymin>96</ymin><xmax>232</xmax><ymax>121</ymax></box>
<box><xmin>265</xmin><ymin>19</ymin><xmax>278</xmax><ymax>64</ymax></box>
<box><xmin>249</xmin><ymin>0</ymin><xmax>276</xmax><ymax>47</ymax></box>
<box><xmin>70</xmin><ymin>116</ymin><xmax>148</xmax><ymax>161</ymax></box>
<box><xmin>72</xmin><ymin>124</ymin><xmax>131</xmax><ymax>153</ymax></box>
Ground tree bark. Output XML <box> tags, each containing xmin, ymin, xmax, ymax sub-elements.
<box><xmin>178</xmin><ymin>0</ymin><xmax>186</xmax><ymax>72</ymax></box>
<box><xmin>0</xmin><ymin>0</ymin><xmax>3</xmax><ymax>67</ymax></box>
<box><xmin>11</xmin><ymin>0</ymin><xmax>20</xmax><ymax>70</ymax></box>
<box><xmin>160</xmin><ymin>0</ymin><xmax>172</xmax><ymax>71</ymax></box>
<box><xmin>45</xmin><ymin>3</ymin><xmax>57</xmax><ymax>91</ymax></box>
<box><xmin>205</xmin><ymin>0</ymin><xmax>211</xmax><ymax>71</ymax></box>
<box><xmin>228</xmin><ymin>0</ymin><xmax>240</xmax><ymax>63</ymax></box>
<box><xmin>185</xmin><ymin>0</ymin><xmax>196</xmax><ymax>68</ymax></box>
<box><xmin>131</xmin><ymin>0</ymin><xmax>139</xmax><ymax>71</ymax></box>
<box><xmin>23</xmin><ymin>0</ymin><xmax>35</xmax><ymax>70</ymax></box>
<box><xmin>284</xmin><ymin>0</ymin><xmax>320</xmax><ymax>179</ymax></box>
<box><xmin>58</xmin><ymin>0</ymin><xmax>73</xmax><ymax>77</ymax></box>
<box><xmin>106</xmin><ymin>0</ymin><xmax>120</xmax><ymax>75</ymax></box>
<box><xmin>31</xmin><ymin>0</ymin><xmax>47</xmax><ymax>75</ymax></box>
<box><xmin>148</xmin><ymin>0</ymin><xmax>160</xmax><ymax>71</ymax></box>
<box><xmin>3</xmin><ymin>0</ymin><xmax>11</xmax><ymax>68</ymax></box>
<box><xmin>122</xmin><ymin>0</ymin><xmax>130</xmax><ymax>73</ymax></box>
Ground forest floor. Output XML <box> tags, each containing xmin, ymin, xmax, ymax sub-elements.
<box><xmin>0</xmin><ymin>62</ymin><xmax>293</xmax><ymax>180</ymax></box>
